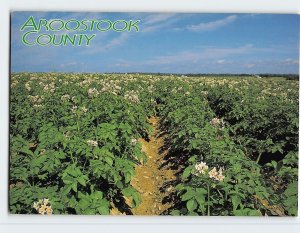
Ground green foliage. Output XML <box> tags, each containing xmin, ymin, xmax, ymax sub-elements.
<box><xmin>9</xmin><ymin>73</ymin><xmax>298</xmax><ymax>216</ymax></box>
<box><xmin>155</xmin><ymin>77</ymin><xmax>298</xmax><ymax>216</ymax></box>
<box><xmin>9</xmin><ymin>73</ymin><xmax>150</xmax><ymax>214</ymax></box>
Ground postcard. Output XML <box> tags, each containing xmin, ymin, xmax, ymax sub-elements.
<box><xmin>9</xmin><ymin>12</ymin><xmax>299</xmax><ymax>216</ymax></box>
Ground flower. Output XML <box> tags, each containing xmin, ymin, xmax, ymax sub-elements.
<box><xmin>25</xmin><ymin>82</ymin><xmax>31</xmax><ymax>91</ymax></box>
<box><xmin>201</xmin><ymin>91</ymin><xmax>208</xmax><ymax>96</ymax></box>
<box><xmin>87</xmin><ymin>140</ymin><xmax>98</xmax><ymax>147</ymax></box>
<box><xmin>81</xmin><ymin>106</ymin><xmax>88</xmax><ymax>113</ymax></box>
<box><xmin>61</xmin><ymin>94</ymin><xmax>70</xmax><ymax>101</ymax></box>
<box><xmin>88</xmin><ymin>88</ymin><xmax>99</xmax><ymax>98</ymax></box>
<box><xmin>38</xmin><ymin>204</ymin><xmax>47</xmax><ymax>215</ymax></box>
<box><xmin>216</xmin><ymin>168</ymin><xmax>225</xmax><ymax>181</ymax></box>
<box><xmin>195</xmin><ymin>162</ymin><xmax>208</xmax><ymax>174</ymax></box>
<box><xmin>46</xmin><ymin>206</ymin><xmax>53</xmax><ymax>215</ymax></box>
<box><xmin>209</xmin><ymin>167</ymin><xmax>225</xmax><ymax>181</ymax></box>
<box><xmin>210</xmin><ymin>118</ymin><xmax>221</xmax><ymax>126</ymax></box>
<box><xmin>210</xmin><ymin>117</ymin><xmax>225</xmax><ymax>129</ymax></box>
<box><xmin>43</xmin><ymin>198</ymin><xmax>49</xmax><ymax>205</ymax></box>
<box><xmin>64</xmin><ymin>131</ymin><xmax>71</xmax><ymax>139</ymax></box>
<box><xmin>209</xmin><ymin>167</ymin><xmax>218</xmax><ymax>179</ymax></box>
<box><xmin>131</xmin><ymin>138</ymin><xmax>138</xmax><ymax>146</ymax></box>
<box><xmin>124</xmin><ymin>90</ymin><xmax>139</xmax><ymax>103</ymax></box>
<box><xmin>71</xmin><ymin>105</ymin><xmax>78</xmax><ymax>113</ymax></box>
<box><xmin>29</xmin><ymin>95</ymin><xmax>43</xmax><ymax>104</ymax></box>
<box><xmin>33</xmin><ymin>202</ymin><xmax>39</xmax><ymax>210</ymax></box>
<box><xmin>43</xmin><ymin>83</ymin><xmax>56</xmax><ymax>93</ymax></box>
<box><xmin>33</xmin><ymin>198</ymin><xmax>53</xmax><ymax>215</ymax></box>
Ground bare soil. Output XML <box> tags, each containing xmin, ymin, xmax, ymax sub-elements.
<box><xmin>111</xmin><ymin>116</ymin><xmax>176</xmax><ymax>215</ymax></box>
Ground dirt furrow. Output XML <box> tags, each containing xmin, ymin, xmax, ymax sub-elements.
<box><xmin>130</xmin><ymin>116</ymin><xmax>176</xmax><ymax>215</ymax></box>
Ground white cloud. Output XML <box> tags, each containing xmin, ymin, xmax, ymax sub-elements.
<box><xmin>283</xmin><ymin>58</ymin><xmax>299</xmax><ymax>65</ymax></box>
<box><xmin>140</xmin><ymin>13</ymin><xmax>182</xmax><ymax>32</ymax></box>
<box><xmin>82</xmin><ymin>33</ymin><xmax>130</xmax><ymax>54</ymax></box>
<box><xmin>114</xmin><ymin>44</ymin><xmax>256</xmax><ymax>68</ymax></box>
<box><xmin>144</xmin><ymin>13</ymin><xmax>177</xmax><ymax>25</ymax></box>
<box><xmin>145</xmin><ymin>44</ymin><xmax>254</xmax><ymax>65</ymax></box>
<box><xmin>145</xmin><ymin>51</ymin><xmax>200</xmax><ymax>65</ymax></box>
<box><xmin>244</xmin><ymin>63</ymin><xmax>256</xmax><ymax>68</ymax></box>
<box><xmin>60</xmin><ymin>62</ymin><xmax>78</xmax><ymax>67</ymax></box>
<box><xmin>187</xmin><ymin>15</ymin><xmax>237</xmax><ymax>32</ymax></box>
<box><xmin>216</xmin><ymin>59</ymin><xmax>233</xmax><ymax>65</ymax></box>
<box><xmin>104</xmin><ymin>33</ymin><xmax>130</xmax><ymax>50</ymax></box>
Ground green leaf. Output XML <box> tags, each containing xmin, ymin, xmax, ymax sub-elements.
<box><xmin>182</xmin><ymin>167</ymin><xmax>192</xmax><ymax>179</ymax></box>
<box><xmin>98</xmin><ymin>205</ymin><xmax>109</xmax><ymax>215</ymax></box>
<box><xmin>170</xmin><ymin>210</ymin><xmax>181</xmax><ymax>216</ymax></box>
<box><xmin>62</xmin><ymin>185</ymin><xmax>72</xmax><ymax>195</ymax></box>
<box><xmin>132</xmin><ymin>192</ymin><xmax>141</xmax><ymax>208</ymax></box>
<box><xmin>234</xmin><ymin>208</ymin><xmax>261</xmax><ymax>216</ymax></box>
<box><xmin>231</xmin><ymin>195</ymin><xmax>241</xmax><ymax>211</ymax></box>
<box><xmin>187</xmin><ymin>199</ymin><xmax>197</xmax><ymax>212</ymax></box>
<box><xmin>78</xmin><ymin>176</ymin><xmax>87</xmax><ymax>187</ymax></box>
<box><xmin>181</xmin><ymin>190</ymin><xmax>195</xmax><ymax>201</ymax></box>
<box><xmin>122</xmin><ymin>186</ymin><xmax>134</xmax><ymax>197</ymax></box>
<box><xmin>71</xmin><ymin>182</ymin><xmax>78</xmax><ymax>192</ymax></box>
<box><xmin>116</xmin><ymin>181</ymin><xmax>123</xmax><ymax>189</ymax></box>
<box><xmin>63</xmin><ymin>176</ymin><xmax>74</xmax><ymax>185</ymax></box>
<box><xmin>105</xmin><ymin>157</ymin><xmax>113</xmax><ymax>166</ymax></box>
<box><xmin>125</xmin><ymin>172</ymin><xmax>131</xmax><ymax>183</ymax></box>
<box><xmin>95</xmin><ymin>191</ymin><xmax>104</xmax><ymax>199</ymax></box>
<box><xmin>20</xmin><ymin>148</ymin><xmax>34</xmax><ymax>156</ymax></box>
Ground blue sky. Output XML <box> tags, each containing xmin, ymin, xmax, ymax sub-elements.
<box><xmin>11</xmin><ymin>12</ymin><xmax>299</xmax><ymax>74</ymax></box>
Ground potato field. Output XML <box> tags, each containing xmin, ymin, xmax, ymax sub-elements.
<box><xmin>9</xmin><ymin>73</ymin><xmax>298</xmax><ymax>216</ymax></box>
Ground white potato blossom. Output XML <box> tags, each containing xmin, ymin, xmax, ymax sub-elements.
<box><xmin>88</xmin><ymin>88</ymin><xmax>99</xmax><ymax>98</ymax></box>
<box><xmin>43</xmin><ymin>83</ymin><xmax>56</xmax><ymax>93</ymax></box>
<box><xmin>148</xmin><ymin>85</ymin><xmax>155</xmax><ymax>93</ymax></box>
<box><xmin>11</xmin><ymin>82</ymin><xmax>18</xmax><ymax>87</ymax></box>
<box><xmin>71</xmin><ymin>96</ymin><xmax>78</xmax><ymax>103</ymax></box>
<box><xmin>81</xmin><ymin>106</ymin><xmax>88</xmax><ymax>113</ymax></box>
<box><xmin>71</xmin><ymin>105</ymin><xmax>78</xmax><ymax>113</ymax></box>
<box><xmin>124</xmin><ymin>90</ymin><xmax>139</xmax><ymax>103</ymax></box>
<box><xmin>33</xmin><ymin>104</ymin><xmax>43</xmax><ymax>108</ymax></box>
<box><xmin>210</xmin><ymin>117</ymin><xmax>225</xmax><ymax>129</ymax></box>
<box><xmin>25</xmin><ymin>82</ymin><xmax>31</xmax><ymax>91</ymax></box>
<box><xmin>33</xmin><ymin>198</ymin><xmax>53</xmax><ymax>215</ymax></box>
<box><xmin>193</xmin><ymin>161</ymin><xmax>225</xmax><ymax>182</ymax></box>
<box><xmin>64</xmin><ymin>131</ymin><xmax>71</xmax><ymax>139</ymax></box>
<box><xmin>79</xmin><ymin>78</ymin><xmax>93</xmax><ymax>87</ymax></box>
<box><xmin>209</xmin><ymin>167</ymin><xmax>225</xmax><ymax>181</ymax></box>
<box><xmin>131</xmin><ymin>138</ymin><xmax>138</xmax><ymax>146</ymax></box>
<box><xmin>29</xmin><ymin>95</ymin><xmax>44</xmax><ymax>108</ymax></box>
<box><xmin>150</xmin><ymin>98</ymin><xmax>156</xmax><ymax>104</ymax></box>
<box><xmin>201</xmin><ymin>91</ymin><xmax>208</xmax><ymax>96</ymax></box>
<box><xmin>87</xmin><ymin>140</ymin><xmax>98</xmax><ymax>147</ymax></box>
<box><xmin>195</xmin><ymin>162</ymin><xmax>209</xmax><ymax>174</ymax></box>
<box><xmin>100</xmin><ymin>81</ymin><xmax>121</xmax><ymax>95</ymax></box>
<box><xmin>61</xmin><ymin>94</ymin><xmax>70</xmax><ymax>101</ymax></box>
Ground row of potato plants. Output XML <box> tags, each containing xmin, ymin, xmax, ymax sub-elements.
<box><xmin>153</xmin><ymin>77</ymin><xmax>298</xmax><ymax>216</ymax></box>
<box><xmin>199</xmin><ymin>78</ymin><xmax>298</xmax><ymax>216</ymax></box>
<box><xmin>10</xmin><ymin>73</ymin><xmax>154</xmax><ymax>214</ymax></box>
<box><xmin>154</xmin><ymin>79</ymin><xmax>268</xmax><ymax>216</ymax></box>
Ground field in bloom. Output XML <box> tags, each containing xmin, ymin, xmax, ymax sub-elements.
<box><xmin>9</xmin><ymin>73</ymin><xmax>298</xmax><ymax>216</ymax></box>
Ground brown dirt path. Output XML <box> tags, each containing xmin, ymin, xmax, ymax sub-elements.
<box><xmin>130</xmin><ymin>116</ymin><xmax>176</xmax><ymax>215</ymax></box>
